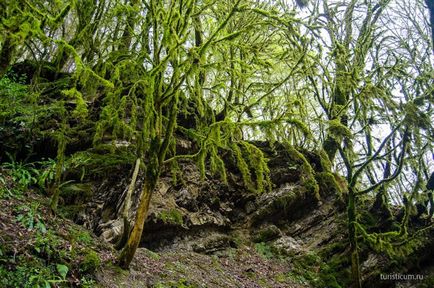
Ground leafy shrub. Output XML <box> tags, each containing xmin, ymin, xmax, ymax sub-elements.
<box><xmin>0</xmin><ymin>258</ymin><xmax>69</xmax><ymax>288</ymax></box>
<box><xmin>2</xmin><ymin>156</ymin><xmax>39</xmax><ymax>193</ymax></box>
<box><xmin>255</xmin><ymin>242</ymin><xmax>274</xmax><ymax>259</ymax></box>
<box><xmin>80</xmin><ymin>250</ymin><xmax>101</xmax><ymax>273</ymax></box>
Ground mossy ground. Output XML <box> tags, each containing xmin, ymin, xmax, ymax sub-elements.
<box><xmin>0</xmin><ymin>175</ymin><xmax>115</xmax><ymax>288</ymax></box>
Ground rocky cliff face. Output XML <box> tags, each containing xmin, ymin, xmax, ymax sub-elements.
<box><xmin>84</xmin><ymin>143</ymin><xmax>337</xmax><ymax>250</ymax></box>
<box><xmin>73</xmin><ymin>142</ymin><xmax>433</xmax><ymax>287</ymax></box>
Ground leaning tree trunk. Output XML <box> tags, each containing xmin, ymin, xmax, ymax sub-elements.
<box><xmin>116</xmin><ymin>158</ymin><xmax>141</xmax><ymax>250</ymax></box>
<box><xmin>117</xmin><ymin>159</ymin><xmax>159</xmax><ymax>269</ymax></box>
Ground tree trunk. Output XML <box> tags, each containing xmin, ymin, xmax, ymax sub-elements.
<box><xmin>0</xmin><ymin>36</ymin><xmax>15</xmax><ymax>79</ymax></box>
<box><xmin>117</xmin><ymin>168</ymin><xmax>157</xmax><ymax>269</ymax></box>
<box><xmin>116</xmin><ymin>158</ymin><xmax>141</xmax><ymax>250</ymax></box>
<box><xmin>348</xmin><ymin>187</ymin><xmax>361</xmax><ymax>288</ymax></box>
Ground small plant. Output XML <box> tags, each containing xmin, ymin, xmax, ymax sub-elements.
<box><xmin>0</xmin><ymin>259</ymin><xmax>68</xmax><ymax>288</ymax></box>
<box><xmin>0</xmin><ymin>173</ymin><xmax>12</xmax><ymax>198</ymax></box>
<box><xmin>1</xmin><ymin>155</ymin><xmax>39</xmax><ymax>194</ymax></box>
<box><xmin>69</xmin><ymin>228</ymin><xmax>94</xmax><ymax>246</ymax></box>
<box><xmin>56</xmin><ymin>264</ymin><xmax>69</xmax><ymax>280</ymax></box>
<box><xmin>159</xmin><ymin>209</ymin><xmax>184</xmax><ymax>225</ymax></box>
<box><xmin>34</xmin><ymin>231</ymin><xmax>55</xmax><ymax>258</ymax></box>
<box><xmin>255</xmin><ymin>242</ymin><xmax>274</xmax><ymax>259</ymax></box>
<box><xmin>16</xmin><ymin>203</ymin><xmax>46</xmax><ymax>233</ymax></box>
<box><xmin>80</xmin><ymin>250</ymin><xmax>101</xmax><ymax>274</ymax></box>
<box><xmin>154</xmin><ymin>278</ymin><xmax>196</xmax><ymax>288</ymax></box>
<box><xmin>35</xmin><ymin>158</ymin><xmax>57</xmax><ymax>193</ymax></box>
<box><xmin>80</xmin><ymin>277</ymin><xmax>96</xmax><ymax>287</ymax></box>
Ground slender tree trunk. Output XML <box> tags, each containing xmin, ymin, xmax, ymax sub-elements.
<box><xmin>116</xmin><ymin>158</ymin><xmax>141</xmax><ymax>250</ymax></box>
<box><xmin>118</xmin><ymin>165</ymin><xmax>158</xmax><ymax>269</ymax></box>
<box><xmin>348</xmin><ymin>186</ymin><xmax>361</xmax><ymax>288</ymax></box>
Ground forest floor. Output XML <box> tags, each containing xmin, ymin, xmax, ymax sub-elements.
<box><xmin>0</xmin><ymin>183</ymin><xmax>308</xmax><ymax>287</ymax></box>
<box><xmin>2</xmin><ymin>168</ymin><xmax>433</xmax><ymax>287</ymax></box>
<box><xmin>97</xmin><ymin>246</ymin><xmax>308</xmax><ymax>288</ymax></box>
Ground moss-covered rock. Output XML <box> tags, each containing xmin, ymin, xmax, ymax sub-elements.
<box><xmin>315</xmin><ymin>172</ymin><xmax>344</xmax><ymax>199</ymax></box>
<box><xmin>286</xmin><ymin>146</ymin><xmax>320</xmax><ymax>201</ymax></box>
<box><xmin>252</xmin><ymin>224</ymin><xmax>282</xmax><ymax>243</ymax></box>
<box><xmin>158</xmin><ymin>208</ymin><xmax>184</xmax><ymax>225</ymax></box>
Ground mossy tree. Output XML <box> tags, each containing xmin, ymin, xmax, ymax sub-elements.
<box><xmin>91</xmin><ymin>0</ymin><xmax>253</xmax><ymax>269</ymax></box>
<box><xmin>1</xmin><ymin>0</ymin><xmax>433</xmax><ymax>281</ymax></box>
<box><xmin>302</xmin><ymin>0</ymin><xmax>434</xmax><ymax>286</ymax></box>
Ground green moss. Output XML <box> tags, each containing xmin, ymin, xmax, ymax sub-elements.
<box><xmin>80</xmin><ymin>250</ymin><xmax>101</xmax><ymax>274</ymax></box>
<box><xmin>158</xmin><ymin>209</ymin><xmax>184</xmax><ymax>225</ymax></box>
<box><xmin>255</xmin><ymin>242</ymin><xmax>275</xmax><ymax>259</ymax></box>
<box><xmin>60</xmin><ymin>182</ymin><xmax>93</xmax><ymax>205</ymax></box>
<box><xmin>287</xmin><ymin>251</ymin><xmax>349</xmax><ymax>288</ymax></box>
<box><xmin>252</xmin><ymin>225</ymin><xmax>281</xmax><ymax>243</ymax></box>
<box><xmin>228</xmin><ymin>141</ymin><xmax>271</xmax><ymax>193</ymax></box>
<box><xmin>154</xmin><ymin>278</ymin><xmax>197</xmax><ymax>288</ymax></box>
<box><xmin>315</xmin><ymin>172</ymin><xmax>343</xmax><ymax>198</ymax></box>
<box><xmin>327</xmin><ymin>119</ymin><xmax>352</xmax><ymax>140</ymax></box>
<box><xmin>318</xmin><ymin>149</ymin><xmax>332</xmax><ymax>172</ymax></box>
<box><xmin>287</xmin><ymin>146</ymin><xmax>320</xmax><ymax>200</ymax></box>
<box><xmin>143</xmin><ymin>248</ymin><xmax>160</xmax><ymax>260</ymax></box>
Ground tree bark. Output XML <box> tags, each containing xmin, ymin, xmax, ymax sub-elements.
<box><xmin>348</xmin><ymin>186</ymin><xmax>361</xmax><ymax>288</ymax></box>
<box><xmin>117</xmin><ymin>171</ymin><xmax>156</xmax><ymax>269</ymax></box>
<box><xmin>116</xmin><ymin>158</ymin><xmax>141</xmax><ymax>250</ymax></box>
<box><xmin>0</xmin><ymin>37</ymin><xmax>15</xmax><ymax>79</ymax></box>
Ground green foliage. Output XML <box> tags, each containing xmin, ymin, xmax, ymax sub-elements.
<box><xmin>0</xmin><ymin>74</ymin><xmax>59</xmax><ymax>158</ymax></box>
<box><xmin>34</xmin><ymin>158</ymin><xmax>56</xmax><ymax>192</ymax></box>
<box><xmin>287</xmin><ymin>252</ymin><xmax>347</xmax><ymax>288</ymax></box>
<box><xmin>56</xmin><ymin>264</ymin><xmax>69</xmax><ymax>280</ymax></box>
<box><xmin>418</xmin><ymin>275</ymin><xmax>434</xmax><ymax>288</ymax></box>
<box><xmin>254</xmin><ymin>242</ymin><xmax>274</xmax><ymax>259</ymax></box>
<box><xmin>33</xmin><ymin>230</ymin><xmax>62</xmax><ymax>260</ymax></box>
<box><xmin>158</xmin><ymin>209</ymin><xmax>184</xmax><ymax>225</ymax></box>
<box><xmin>2</xmin><ymin>156</ymin><xmax>39</xmax><ymax>194</ymax></box>
<box><xmin>69</xmin><ymin>227</ymin><xmax>94</xmax><ymax>246</ymax></box>
<box><xmin>154</xmin><ymin>278</ymin><xmax>197</xmax><ymax>288</ymax></box>
<box><xmin>67</xmin><ymin>147</ymin><xmax>135</xmax><ymax>178</ymax></box>
<box><xmin>0</xmin><ymin>259</ymin><xmax>67</xmax><ymax>288</ymax></box>
<box><xmin>15</xmin><ymin>203</ymin><xmax>46</xmax><ymax>233</ymax></box>
<box><xmin>80</xmin><ymin>250</ymin><xmax>101</xmax><ymax>274</ymax></box>
<box><xmin>286</xmin><ymin>146</ymin><xmax>320</xmax><ymax>200</ymax></box>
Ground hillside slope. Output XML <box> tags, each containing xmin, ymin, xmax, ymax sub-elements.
<box><xmin>1</xmin><ymin>143</ymin><xmax>433</xmax><ymax>287</ymax></box>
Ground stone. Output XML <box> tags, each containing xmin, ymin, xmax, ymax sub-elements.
<box><xmin>188</xmin><ymin>211</ymin><xmax>229</xmax><ymax>227</ymax></box>
<box><xmin>252</xmin><ymin>224</ymin><xmax>282</xmax><ymax>243</ymax></box>
<box><xmin>271</xmin><ymin>236</ymin><xmax>303</xmax><ymax>255</ymax></box>
<box><xmin>192</xmin><ymin>234</ymin><xmax>235</xmax><ymax>254</ymax></box>
<box><xmin>99</xmin><ymin>219</ymin><xmax>123</xmax><ymax>243</ymax></box>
